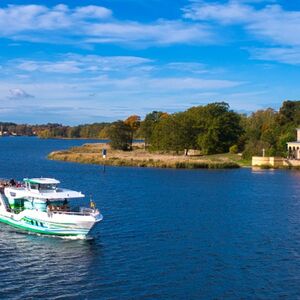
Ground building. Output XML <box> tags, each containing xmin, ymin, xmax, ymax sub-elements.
<box><xmin>287</xmin><ymin>128</ymin><xmax>300</xmax><ymax>159</ymax></box>
<box><xmin>252</xmin><ymin>128</ymin><xmax>300</xmax><ymax>167</ymax></box>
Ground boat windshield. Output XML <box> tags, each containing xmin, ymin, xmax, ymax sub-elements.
<box><xmin>38</xmin><ymin>184</ymin><xmax>57</xmax><ymax>191</ymax></box>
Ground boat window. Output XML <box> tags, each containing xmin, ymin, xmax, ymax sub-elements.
<box><xmin>39</xmin><ymin>184</ymin><xmax>57</xmax><ymax>191</ymax></box>
<box><xmin>30</xmin><ymin>184</ymin><xmax>38</xmax><ymax>190</ymax></box>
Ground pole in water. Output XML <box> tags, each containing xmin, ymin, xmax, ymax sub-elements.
<box><xmin>102</xmin><ymin>148</ymin><xmax>107</xmax><ymax>173</ymax></box>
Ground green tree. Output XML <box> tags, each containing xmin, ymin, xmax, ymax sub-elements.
<box><xmin>242</xmin><ymin>108</ymin><xmax>276</xmax><ymax>156</ymax></box>
<box><xmin>150</xmin><ymin>102</ymin><xmax>242</xmax><ymax>155</ymax></box>
<box><xmin>108</xmin><ymin>121</ymin><xmax>133</xmax><ymax>150</ymax></box>
<box><xmin>187</xmin><ymin>102</ymin><xmax>243</xmax><ymax>154</ymax></box>
<box><xmin>277</xmin><ymin>100</ymin><xmax>300</xmax><ymax>125</ymax></box>
<box><xmin>140</xmin><ymin>111</ymin><xmax>166</xmax><ymax>146</ymax></box>
<box><xmin>151</xmin><ymin>113</ymin><xmax>195</xmax><ymax>153</ymax></box>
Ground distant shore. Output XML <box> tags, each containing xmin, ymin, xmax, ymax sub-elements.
<box><xmin>48</xmin><ymin>143</ymin><xmax>250</xmax><ymax>169</ymax></box>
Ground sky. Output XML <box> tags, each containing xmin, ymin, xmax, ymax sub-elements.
<box><xmin>1</xmin><ymin>0</ymin><xmax>300</xmax><ymax>124</ymax></box>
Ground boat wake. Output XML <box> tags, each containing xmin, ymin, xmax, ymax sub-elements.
<box><xmin>7</xmin><ymin>227</ymin><xmax>94</xmax><ymax>241</ymax></box>
<box><xmin>33</xmin><ymin>232</ymin><xmax>94</xmax><ymax>241</ymax></box>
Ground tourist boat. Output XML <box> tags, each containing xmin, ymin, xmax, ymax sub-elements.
<box><xmin>0</xmin><ymin>178</ymin><xmax>103</xmax><ymax>238</ymax></box>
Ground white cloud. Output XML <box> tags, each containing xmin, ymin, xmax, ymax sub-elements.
<box><xmin>14</xmin><ymin>54</ymin><xmax>153</xmax><ymax>74</ymax></box>
<box><xmin>183</xmin><ymin>1</ymin><xmax>300</xmax><ymax>47</ymax></box>
<box><xmin>165</xmin><ymin>62</ymin><xmax>208</xmax><ymax>74</ymax></box>
<box><xmin>0</xmin><ymin>4</ymin><xmax>214</xmax><ymax>46</ymax></box>
<box><xmin>84</xmin><ymin>20</ymin><xmax>214</xmax><ymax>46</ymax></box>
<box><xmin>183</xmin><ymin>1</ymin><xmax>253</xmax><ymax>24</ymax></box>
<box><xmin>248</xmin><ymin>47</ymin><xmax>300</xmax><ymax>65</ymax></box>
<box><xmin>0</xmin><ymin>65</ymin><xmax>243</xmax><ymax>120</ymax></box>
<box><xmin>149</xmin><ymin>77</ymin><xmax>242</xmax><ymax>90</ymax></box>
<box><xmin>8</xmin><ymin>88</ymin><xmax>34</xmax><ymax>99</ymax></box>
<box><xmin>0</xmin><ymin>4</ymin><xmax>111</xmax><ymax>34</ymax></box>
<box><xmin>0</xmin><ymin>51</ymin><xmax>246</xmax><ymax>122</ymax></box>
<box><xmin>3</xmin><ymin>54</ymin><xmax>243</xmax><ymax>96</ymax></box>
<box><xmin>73</xmin><ymin>5</ymin><xmax>112</xmax><ymax>19</ymax></box>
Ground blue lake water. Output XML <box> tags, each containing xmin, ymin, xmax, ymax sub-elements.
<box><xmin>0</xmin><ymin>137</ymin><xmax>300</xmax><ymax>299</ymax></box>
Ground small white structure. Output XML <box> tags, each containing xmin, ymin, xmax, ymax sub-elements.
<box><xmin>287</xmin><ymin>128</ymin><xmax>300</xmax><ymax>159</ymax></box>
<box><xmin>252</xmin><ymin>156</ymin><xmax>284</xmax><ymax>167</ymax></box>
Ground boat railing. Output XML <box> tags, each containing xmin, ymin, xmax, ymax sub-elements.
<box><xmin>51</xmin><ymin>208</ymin><xmax>98</xmax><ymax>216</ymax></box>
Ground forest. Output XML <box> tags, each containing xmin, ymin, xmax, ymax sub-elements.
<box><xmin>1</xmin><ymin>100</ymin><xmax>300</xmax><ymax>159</ymax></box>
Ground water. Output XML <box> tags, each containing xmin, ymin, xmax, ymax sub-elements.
<box><xmin>0</xmin><ymin>137</ymin><xmax>300</xmax><ymax>299</ymax></box>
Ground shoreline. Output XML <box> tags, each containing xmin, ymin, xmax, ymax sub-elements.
<box><xmin>48</xmin><ymin>143</ymin><xmax>249</xmax><ymax>169</ymax></box>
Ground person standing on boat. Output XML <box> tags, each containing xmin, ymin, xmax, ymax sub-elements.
<box><xmin>62</xmin><ymin>199</ymin><xmax>69</xmax><ymax>210</ymax></box>
<box><xmin>46</xmin><ymin>199</ymin><xmax>52</xmax><ymax>217</ymax></box>
<box><xmin>9</xmin><ymin>179</ymin><xmax>16</xmax><ymax>186</ymax></box>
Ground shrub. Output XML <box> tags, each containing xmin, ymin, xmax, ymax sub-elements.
<box><xmin>229</xmin><ymin>145</ymin><xmax>238</xmax><ymax>154</ymax></box>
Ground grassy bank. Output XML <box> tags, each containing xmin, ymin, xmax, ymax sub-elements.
<box><xmin>48</xmin><ymin>143</ymin><xmax>250</xmax><ymax>169</ymax></box>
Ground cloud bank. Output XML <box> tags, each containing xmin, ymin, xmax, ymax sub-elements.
<box><xmin>0</xmin><ymin>4</ymin><xmax>214</xmax><ymax>46</ymax></box>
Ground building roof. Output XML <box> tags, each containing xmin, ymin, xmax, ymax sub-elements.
<box><xmin>24</xmin><ymin>178</ymin><xmax>60</xmax><ymax>185</ymax></box>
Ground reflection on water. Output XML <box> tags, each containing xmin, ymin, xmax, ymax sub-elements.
<box><xmin>251</xmin><ymin>166</ymin><xmax>276</xmax><ymax>174</ymax></box>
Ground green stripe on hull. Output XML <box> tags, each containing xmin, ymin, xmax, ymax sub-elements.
<box><xmin>22</xmin><ymin>216</ymin><xmax>88</xmax><ymax>230</ymax></box>
<box><xmin>23</xmin><ymin>216</ymin><xmax>77</xmax><ymax>227</ymax></box>
<box><xmin>0</xmin><ymin>216</ymin><xmax>87</xmax><ymax>237</ymax></box>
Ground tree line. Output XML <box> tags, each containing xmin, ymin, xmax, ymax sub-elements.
<box><xmin>1</xmin><ymin>100</ymin><xmax>300</xmax><ymax>158</ymax></box>
<box><xmin>107</xmin><ymin>100</ymin><xmax>300</xmax><ymax>158</ymax></box>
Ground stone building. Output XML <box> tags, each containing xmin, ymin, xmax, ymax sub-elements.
<box><xmin>287</xmin><ymin>128</ymin><xmax>300</xmax><ymax>159</ymax></box>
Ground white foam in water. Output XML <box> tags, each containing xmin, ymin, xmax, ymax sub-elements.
<box><xmin>19</xmin><ymin>230</ymin><xmax>93</xmax><ymax>241</ymax></box>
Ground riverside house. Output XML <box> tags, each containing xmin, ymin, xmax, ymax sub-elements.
<box><xmin>287</xmin><ymin>128</ymin><xmax>300</xmax><ymax>159</ymax></box>
<box><xmin>252</xmin><ymin>128</ymin><xmax>300</xmax><ymax>167</ymax></box>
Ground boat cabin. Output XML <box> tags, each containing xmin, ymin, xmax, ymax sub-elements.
<box><xmin>2</xmin><ymin>178</ymin><xmax>85</xmax><ymax>213</ymax></box>
<box><xmin>24</xmin><ymin>178</ymin><xmax>60</xmax><ymax>192</ymax></box>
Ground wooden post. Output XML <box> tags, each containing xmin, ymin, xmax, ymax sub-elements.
<box><xmin>102</xmin><ymin>148</ymin><xmax>107</xmax><ymax>173</ymax></box>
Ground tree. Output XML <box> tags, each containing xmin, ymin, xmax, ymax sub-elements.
<box><xmin>98</xmin><ymin>126</ymin><xmax>110</xmax><ymax>139</ymax></box>
<box><xmin>124</xmin><ymin>115</ymin><xmax>141</xmax><ymax>140</ymax></box>
<box><xmin>187</xmin><ymin>102</ymin><xmax>243</xmax><ymax>154</ymax></box>
<box><xmin>37</xmin><ymin>129</ymin><xmax>51</xmax><ymax>139</ymax></box>
<box><xmin>150</xmin><ymin>102</ymin><xmax>242</xmax><ymax>155</ymax></box>
<box><xmin>140</xmin><ymin>111</ymin><xmax>167</xmax><ymax>146</ymax></box>
<box><xmin>67</xmin><ymin>126</ymin><xmax>81</xmax><ymax>138</ymax></box>
<box><xmin>124</xmin><ymin>115</ymin><xmax>141</xmax><ymax>132</ymax></box>
<box><xmin>242</xmin><ymin>108</ymin><xmax>281</xmax><ymax>157</ymax></box>
<box><xmin>108</xmin><ymin>121</ymin><xmax>133</xmax><ymax>150</ymax></box>
<box><xmin>277</xmin><ymin>100</ymin><xmax>300</xmax><ymax>126</ymax></box>
<box><xmin>151</xmin><ymin>112</ymin><xmax>197</xmax><ymax>154</ymax></box>
<box><xmin>242</xmin><ymin>140</ymin><xmax>270</xmax><ymax>159</ymax></box>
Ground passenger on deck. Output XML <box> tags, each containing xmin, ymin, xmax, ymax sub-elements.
<box><xmin>62</xmin><ymin>199</ymin><xmax>69</xmax><ymax>210</ymax></box>
<box><xmin>46</xmin><ymin>200</ymin><xmax>52</xmax><ymax>217</ymax></box>
<box><xmin>9</xmin><ymin>179</ymin><xmax>16</xmax><ymax>186</ymax></box>
<box><xmin>46</xmin><ymin>200</ymin><xmax>54</xmax><ymax>211</ymax></box>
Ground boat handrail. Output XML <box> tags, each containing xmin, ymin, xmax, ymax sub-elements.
<box><xmin>51</xmin><ymin>209</ymin><xmax>98</xmax><ymax>216</ymax></box>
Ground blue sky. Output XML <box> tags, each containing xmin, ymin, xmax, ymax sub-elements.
<box><xmin>0</xmin><ymin>0</ymin><xmax>300</xmax><ymax>124</ymax></box>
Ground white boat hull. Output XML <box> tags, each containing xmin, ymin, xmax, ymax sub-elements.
<box><xmin>0</xmin><ymin>207</ymin><xmax>103</xmax><ymax>237</ymax></box>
